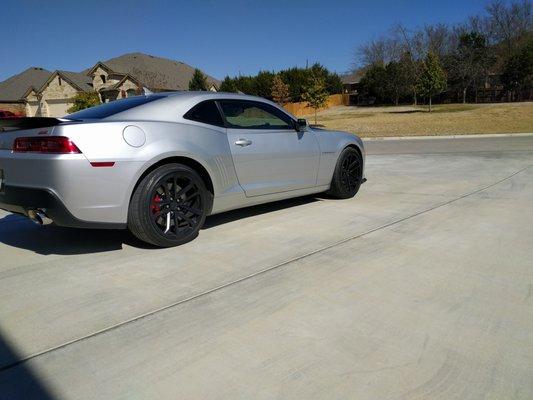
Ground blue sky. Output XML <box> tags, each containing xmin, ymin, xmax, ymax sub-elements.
<box><xmin>1</xmin><ymin>0</ymin><xmax>492</xmax><ymax>81</ymax></box>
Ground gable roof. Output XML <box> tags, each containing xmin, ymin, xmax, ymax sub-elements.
<box><xmin>0</xmin><ymin>67</ymin><xmax>51</xmax><ymax>101</ymax></box>
<box><xmin>99</xmin><ymin>74</ymin><xmax>142</xmax><ymax>92</ymax></box>
<box><xmin>341</xmin><ymin>71</ymin><xmax>363</xmax><ymax>85</ymax></box>
<box><xmin>57</xmin><ymin>70</ymin><xmax>93</xmax><ymax>92</ymax></box>
<box><xmin>89</xmin><ymin>52</ymin><xmax>220</xmax><ymax>91</ymax></box>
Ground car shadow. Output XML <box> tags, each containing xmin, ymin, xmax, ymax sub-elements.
<box><xmin>203</xmin><ymin>195</ymin><xmax>320</xmax><ymax>229</ymax></box>
<box><xmin>0</xmin><ymin>214</ymin><xmax>154</xmax><ymax>256</ymax></box>
<box><xmin>0</xmin><ymin>195</ymin><xmax>323</xmax><ymax>255</ymax></box>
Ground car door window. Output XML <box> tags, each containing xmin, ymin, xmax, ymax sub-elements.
<box><xmin>219</xmin><ymin>100</ymin><xmax>293</xmax><ymax>130</ymax></box>
<box><xmin>183</xmin><ymin>100</ymin><xmax>225</xmax><ymax>127</ymax></box>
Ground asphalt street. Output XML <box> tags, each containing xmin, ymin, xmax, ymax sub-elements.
<box><xmin>0</xmin><ymin>135</ymin><xmax>532</xmax><ymax>399</ymax></box>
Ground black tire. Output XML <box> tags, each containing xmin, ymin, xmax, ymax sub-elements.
<box><xmin>328</xmin><ymin>147</ymin><xmax>363</xmax><ymax>199</ymax></box>
<box><xmin>128</xmin><ymin>163</ymin><xmax>208</xmax><ymax>247</ymax></box>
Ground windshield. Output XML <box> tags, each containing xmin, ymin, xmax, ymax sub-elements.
<box><xmin>66</xmin><ymin>95</ymin><xmax>166</xmax><ymax>119</ymax></box>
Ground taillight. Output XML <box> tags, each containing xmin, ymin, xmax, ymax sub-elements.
<box><xmin>13</xmin><ymin>136</ymin><xmax>81</xmax><ymax>154</ymax></box>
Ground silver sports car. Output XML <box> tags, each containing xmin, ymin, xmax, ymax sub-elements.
<box><xmin>0</xmin><ymin>92</ymin><xmax>365</xmax><ymax>247</ymax></box>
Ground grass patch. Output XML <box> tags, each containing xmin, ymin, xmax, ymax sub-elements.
<box><xmin>305</xmin><ymin>102</ymin><xmax>533</xmax><ymax>137</ymax></box>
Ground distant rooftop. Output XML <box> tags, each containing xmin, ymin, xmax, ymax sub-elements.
<box><xmin>0</xmin><ymin>52</ymin><xmax>221</xmax><ymax>102</ymax></box>
<box><xmin>0</xmin><ymin>67</ymin><xmax>51</xmax><ymax>101</ymax></box>
<box><xmin>341</xmin><ymin>71</ymin><xmax>363</xmax><ymax>85</ymax></box>
<box><xmin>89</xmin><ymin>52</ymin><xmax>220</xmax><ymax>91</ymax></box>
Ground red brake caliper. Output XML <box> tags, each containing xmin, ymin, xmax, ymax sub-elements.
<box><xmin>151</xmin><ymin>195</ymin><xmax>162</xmax><ymax>213</ymax></box>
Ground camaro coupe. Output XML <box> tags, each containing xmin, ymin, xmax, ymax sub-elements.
<box><xmin>0</xmin><ymin>92</ymin><xmax>365</xmax><ymax>247</ymax></box>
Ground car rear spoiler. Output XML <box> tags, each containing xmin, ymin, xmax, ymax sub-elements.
<box><xmin>0</xmin><ymin>117</ymin><xmax>73</xmax><ymax>131</ymax></box>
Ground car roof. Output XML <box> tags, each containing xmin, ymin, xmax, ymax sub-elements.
<box><xmin>104</xmin><ymin>91</ymin><xmax>296</xmax><ymax>122</ymax></box>
<box><xmin>159</xmin><ymin>91</ymin><xmax>276</xmax><ymax>102</ymax></box>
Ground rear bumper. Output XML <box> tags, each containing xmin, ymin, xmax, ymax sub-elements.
<box><xmin>0</xmin><ymin>150</ymin><xmax>144</xmax><ymax>226</ymax></box>
<box><xmin>0</xmin><ymin>185</ymin><xmax>126</xmax><ymax>229</ymax></box>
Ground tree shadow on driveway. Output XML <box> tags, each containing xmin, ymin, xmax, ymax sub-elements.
<box><xmin>0</xmin><ymin>327</ymin><xmax>56</xmax><ymax>399</ymax></box>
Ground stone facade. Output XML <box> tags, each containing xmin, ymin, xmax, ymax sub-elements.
<box><xmin>95</xmin><ymin>67</ymin><xmax>142</xmax><ymax>103</ymax></box>
<box><xmin>25</xmin><ymin>74</ymin><xmax>79</xmax><ymax>117</ymax></box>
<box><xmin>92</xmin><ymin>66</ymin><xmax>125</xmax><ymax>94</ymax></box>
<box><xmin>0</xmin><ymin>102</ymin><xmax>25</xmax><ymax>115</ymax></box>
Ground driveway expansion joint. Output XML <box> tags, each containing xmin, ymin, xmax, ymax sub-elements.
<box><xmin>0</xmin><ymin>163</ymin><xmax>531</xmax><ymax>374</ymax></box>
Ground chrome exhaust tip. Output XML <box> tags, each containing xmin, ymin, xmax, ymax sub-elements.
<box><xmin>27</xmin><ymin>209</ymin><xmax>53</xmax><ymax>226</ymax></box>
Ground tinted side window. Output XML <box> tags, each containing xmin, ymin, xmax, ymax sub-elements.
<box><xmin>183</xmin><ymin>100</ymin><xmax>224</xmax><ymax>127</ymax></box>
<box><xmin>66</xmin><ymin>95</ymin><xmax>166</xmax><ymax>119</ymax></box>
<box><xmin>219</xmin><ymin>100</ymin><xmax>293</xmax><ymax>130</ymax></box>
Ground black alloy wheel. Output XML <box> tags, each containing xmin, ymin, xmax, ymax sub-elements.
<box><xmin>328</xmin><ymin>147</ymin><xmax>363</xmax><ymax>199</ymax></box>
<box><xmin>128</xmin><ymin>163</ymin><xmax>208</xmax><ymax>247</ymax></box>
<box><xmin>149</xmin><ymin>172</ymin><xmax>203</xmax><ymax>238</ymax></box>
<box><xmin>339</xmin><ymin>151</ymin><xmax>362</xmax><ymax>193</ymax></box>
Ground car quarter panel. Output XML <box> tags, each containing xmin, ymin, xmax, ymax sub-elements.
<box><xmin>55</xmin><ymin>120</ymin><xmax>241</xmax><ymax>222</ymax></box>
<box><xmin>313</xmin><ymin>129</ymin><xmax>366</xmax><ymax>186</ymax></box>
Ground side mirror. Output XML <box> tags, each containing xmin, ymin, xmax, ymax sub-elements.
<box><xmin>295</xmin><ymin>118</ymin><xmax>308</xmax><ymax>132</ymax></box>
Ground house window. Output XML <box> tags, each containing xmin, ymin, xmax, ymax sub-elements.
<box><xmin>101</xmin><ymin>75</ymin><xmax>106</xmax><ymax>84</ymax></box>
<box><xmin>58</xmin><ymin>76</ymin><xmax>62</xmax><ymax>86</ymax></box>
<box><xmin>126</xmin><ymin>89</ymin><xmax>136</xmax><ymax>97</ymax></box>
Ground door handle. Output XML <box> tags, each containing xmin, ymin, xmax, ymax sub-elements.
<box><xmin>235</xmin><ymin>138</ymin><xmax>252</xmax><ymax>147</ymax></box>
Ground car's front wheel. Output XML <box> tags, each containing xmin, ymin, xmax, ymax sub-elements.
<box><xmin>128</xmin><ymin>163</ymin><xmax>208</xmax><ymax>247</ymax></box>
<box><xmin>328</xmin><ymin>147</ymin><xmax>363</xmax><ymax>199</ymax></box>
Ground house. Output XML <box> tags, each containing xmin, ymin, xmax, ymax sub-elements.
<box><xmin>0</xmin><ymin>53</ymin><xmax>220</xmax><ymax>117</ymax></box>
<box><xmin>0</xmin><ymin>67</ymin><xmax>53</xmax><ymax>116</ymax></box>
<box><xmin>340</xmin><ymin>71</ymin><xmax>363</xmax><ymax>105</ymax></box>
<box><xmin>24</xmin><ymin>70</ymin><xmax>93</xmax><ymax>117</ymax></box>
<box><xmin>88</xmin><ymin>53</ymin><xmax>220</xmax><ymax>103</ymax></box>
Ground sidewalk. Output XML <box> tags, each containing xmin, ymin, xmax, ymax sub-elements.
<box><xmin>363</xmin><ymin>132</ymin><xmax>533</xmax><ymax>141</ymax></box>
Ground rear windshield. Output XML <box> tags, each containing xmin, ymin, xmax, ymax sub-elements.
<box><xmin>66</xmin><ymin>95</ymin><xmax>166</xmax><ymax>119</ymax></box>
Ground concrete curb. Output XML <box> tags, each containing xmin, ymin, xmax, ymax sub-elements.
<box><xmin>362</xmin><ymin>132</ymin><xmax>533</xmax><ymax>141</ymax></box>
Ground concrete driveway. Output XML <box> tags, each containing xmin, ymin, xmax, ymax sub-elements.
<box><xmin>0</xmin><ymin>136</ymin><xmax>532</xmax><ymax>399</ymax></box>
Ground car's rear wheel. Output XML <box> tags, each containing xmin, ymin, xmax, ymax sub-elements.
<box><xmin>328</xmin><ymin>147</ymin><xmax>363</xmax><ymax>199</ymax></box>
<box><xmin>128</xmin><ymin>163</ymin><xmax>207</xmax><ymax>247</ymax></box>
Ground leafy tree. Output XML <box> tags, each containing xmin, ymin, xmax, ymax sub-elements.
<box><xmin>358</xmin><ymin>63</ymin><xmax>388</xmax><ymax>103</ymax></box>
<box><xmin>279</xmin><ymin>67</ymin><xmax>311</xmax><ymax>102</ymax></box>
<box><xmin>67</xmin><ymin>91</ymin><xmax>100</xmax><ymax>113</ymax></box>
<box><xmin>353</xmin><ymin>0</ymin><xmax>533</xmax><ymax>105</ymax></box>
<box><xmin>234</xmin><ymin>75</ymin><xmax>257</xmax><ymax>95</ymax></box>
<box><xmin>220</xmin><ymin>64</ymin><xmax>341</xmax><ymax>102</ymax></box>
<box><xmin>271</xmin><ymin>75</ymin><xmax>291</xmax><ymax>105</ymax></box>
<box><xmin>254</xmin><ymin>71</ymin><xmax>275</xmax><ymax>99</ymax></box>
<box><xmin>309</xmin><ymin>63</ymin><xmax>343</xmax><ymax>94</ymax></box>
<box><xmin>302</xmin><ymin>75</ymin><xmax>329</xmax><ymax>124</ymax></box>
<box><xmin>417</xmin><ymin>52</ymin><xmax>447</xmax><ymax>111</ymax></box>
<box><xmin>219</xmin><ymin>76</ymin><xmax>238</xmax><ymax>92</ymax></box>
<box><xmin>385</xmin><ymin>55</ymin><xmax>413</xmax><ymax>105</ymax></box>
<box><xmin>501</xmin><ymin>38</ymin><xmax>533</xmax><ymax>100</ymax></box>
<box><xmin>450</xmin><ymin>32</ymin><xmax>493</xmax><ymax>103</ymax></box>
<box><xmin>188</xmin><ymin>68</ymin><xmax>208</xmax><ymax>91</ymax></box>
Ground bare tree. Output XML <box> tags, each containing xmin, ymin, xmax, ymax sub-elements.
<box><xmin>424</xmin><ymin>23</ymin><xmax>455</xmax><ymax>59</ymax></box>
<box><xmin>486</xmin><ymin>0</ymin><xmax>532</xmax><ymax>56</ymax></box>
<box><xmin>357</xmin><ymin>38</ymin><xmax>389</xmax><ymax>66</ymax></box>
<box><xmin>394</xmin><ymin>24</ymin><xmax>423</xmax><ymax>104</ymax></box>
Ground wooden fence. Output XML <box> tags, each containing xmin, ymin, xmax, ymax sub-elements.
<box><xmin>282</xmin><ymin>94</ymin><xmax>345</xmax><ymax>117</ymax></box>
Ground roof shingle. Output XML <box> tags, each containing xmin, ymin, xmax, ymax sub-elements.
<box><xmin>95</xmin><ymin>52</ymin><xmax>220</xmax><ymax>91</ymax></box>
<box><xmin>57</xmin><ymin>70</ymin><xmax>93</xmax><ymax>92</ymax></box>
<box><xmin>0</xmin><ymin>67</ymin><xmax>51</xmax><ymax>101</ymax></box>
